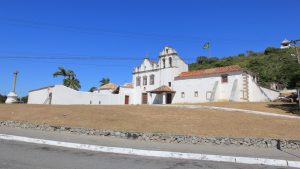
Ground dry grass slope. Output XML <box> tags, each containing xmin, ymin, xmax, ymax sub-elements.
<box><xmin>0</xmin><ymin>104</ymin><xmax>299</xmax><ymax>139</ymax></box>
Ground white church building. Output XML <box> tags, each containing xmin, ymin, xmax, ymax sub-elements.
<box><xmin>28</xmin><ymin>46</ymin><xmax>279</xmax><ymax>105</ymax></box>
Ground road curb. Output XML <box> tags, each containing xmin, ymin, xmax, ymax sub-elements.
<box><xmin>0</xmin><ymin>134</ymin><xmax>299</xmax><ymax>168</ymax></box>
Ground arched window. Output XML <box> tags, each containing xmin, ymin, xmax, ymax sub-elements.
<box><xmin>136</xmin><ymin>76</ymin><xmax>141</xmax><ymax>86</ymax></box>
<box><xmin>143</xmin><ymin>76</ymin><xmax>147</xmax><ymax>85</ymax></box>
<box><xmin>150</xmin><ymin>74</ymin><xmax>155</xmax><ymax>85</ymax></box>
<box><xmin>169</xmin><ymin>57</ymin><xmax>172</xmax><ymax>67</ymax></box>
<box><xmin>162</xmin><ymin>58</ymin><xmax>166</xmax><ymax>68</ymax></box>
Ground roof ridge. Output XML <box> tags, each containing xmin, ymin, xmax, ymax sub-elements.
<box><xmin>176</xmin><ymin>65</ymin><xmax>242</xmax><ymax>79</ymax></box>
<box><xmin>190</xmin><ymin>65</ymin><xmax>241</xmax><ymax>72</ymax></box>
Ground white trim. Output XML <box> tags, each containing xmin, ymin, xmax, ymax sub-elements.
<box><xmin>0</xmin><ymin>134</ymin><xmax>299</xmax><ymax>168</ymax></box>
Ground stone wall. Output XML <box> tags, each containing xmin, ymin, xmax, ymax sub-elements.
<box><xmin>1</xmin><ymin>120</ymin><xmax>299</xmax><ymax>150</ymax></box>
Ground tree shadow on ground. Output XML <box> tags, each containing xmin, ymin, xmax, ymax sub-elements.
<box><xmin>267</xmin><ymin>103</ymin><xmax>300</xmax><ymax>116</ymax></box>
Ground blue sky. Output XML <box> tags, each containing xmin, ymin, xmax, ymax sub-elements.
<box><xmin>0</xmin><ymin>0</ymin><xmax>299</xmax><ymax>96</ymax></box>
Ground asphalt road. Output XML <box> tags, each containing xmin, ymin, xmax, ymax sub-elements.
<box><xmin>0</xmin><ymin>139</ymin><xmax>291</xmax><ymax>169</ymax></box>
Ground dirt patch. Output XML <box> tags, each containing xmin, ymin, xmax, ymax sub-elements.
<box><xmin>197</xmin><ymin>102</ymin><xmax>300</xmax><ymax>115</ymax></box>
<box><xmin>0</xmin><ymin>104</ymin><xmax>300</xmax><ymax>139</ymax></box>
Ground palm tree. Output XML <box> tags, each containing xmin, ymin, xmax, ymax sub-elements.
<box><xmin>64</xmin><ymin>76</ymin><xmax>81</xmax><ymax>91</ymax></box>
<box><xmin>53</xmin><ymin>67</ymin><xmax>68</xmax><ymax>78</ymax></box>
<box><xmin>53</xmin><ymin>67</ymin><xmax>81</xmax><ymax>91</ymax></box>
<box><xmin>100</xmin><ymin>78</ymin><xmax>110</xmax><ymax>86</ymax></box>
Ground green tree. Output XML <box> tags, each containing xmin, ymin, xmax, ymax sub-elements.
<box><xmin>0</xmin><ymin>94</ymin><xmax>7</xmax><ymax>103</ymax></box>
<box><xmin>100</xmin><ymin>78</ymin><xmax>110</xmax><ymax>86</ymax></box>
<box><xmin>89</xmin><ymin>87</ymin><xmax>97</xmax><ymax>92</ymax></box>
<box><xmin>53</xmin><ymin>67</ymin><xmax>81</xmax><ymax>90</ymax></box>
<box><xmin>196</xmin><ymin>56</ymin><xmax>209</xmax><ymax>64</ymax></box>
<box><xmin>18</xmin><ymin>96</ymin><xmax>28</xmax><ymax>103</ymax></box>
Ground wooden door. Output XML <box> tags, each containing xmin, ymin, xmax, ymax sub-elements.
<box><xmin>125</xmin><ymin>95</ymin><xmax>129</xmax><ymax>104</ymax></box>
<box><xmin>142</xmin><ymin>93</ymin><xmax>148</xmax><ymax>104</ymax></box>
<box><xmin>166</xmin><ymin>93</ymin><xmax>172</xmax><ymax>104</ymax></box>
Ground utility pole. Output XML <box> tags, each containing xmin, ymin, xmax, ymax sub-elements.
<box><xmin>290</xmin><ymin>39</ymin><xmax>300</xmax><ymax>64</ymax></box>
<box><xmin>286</xmin><ymin>39</ymin><xmax>300</xmax><ymax>108</ymax></box>
<box><xmin>291</xmin><ymin>40</ymin><xmax>300</xmax><ymax>109</ymax></box>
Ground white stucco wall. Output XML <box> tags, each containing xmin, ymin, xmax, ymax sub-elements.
<box><xmin>28</xmin><ymin>85</ymin><xmax>128</xmax><ymax>105</ymax></box>
<box><xmin>248</xmin><ymin>75</ymin><xmax>279</xmax><ymax>102</ymax></box>
<box><xmin>260</xmin><ymin>87</ymin><xmax>280</xmax><ymax>101</ymax></box>
<box><xmin>51</xmin><ymin>85</ymin><xmax>125</xmax><ymax>105</ymax></box>
<box><xmin>98</xmin><ymin>89</ymin><xmax>114</xmax><ymax>94</ymax></box>
<box><xmin>172</xmin><ymin>72</ymin><xmax>244</xmax><ymax>103</ymax></box>
<box><xmin>172</xmin><ymin>72</ymin><xmax>280</xmax><ymax>104</ymax></box>
<box><xmin>119</xmin><ymin>87</ymin><xmax>134</xmax><ymax>104</ymax></box>
<box><xmin>28</xmin><ymin>87</ymin><xmax>53</xmax><ymax>104</ymax></box>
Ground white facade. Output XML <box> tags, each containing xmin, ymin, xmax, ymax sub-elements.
<box><xmin>172</xmin><ymin>72</ymin><xmax>243</xmax><ymax>103</ymax></box>
<box><xmin>28</xmin><ymin>46</ymin><xmax>279</xmax><ymax>105</ymax></box>
<box><xmin>172</xmin><ymin>72</ymin><xmax>279</xmax><ymax>104</ymax></box>
<box><xmin>131</xmin><ymin>46</ymin><xmax>188</xmax><ymax>104</ymax></box>
<box><xmin>28</xmin><ymin>86</ymin><xmax>54</xmax><ymax>104</ymax></box>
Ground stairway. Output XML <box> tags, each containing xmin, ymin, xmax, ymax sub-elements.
<box><xmin>241</xmin><ymin>72</ymin><xmax>249</xmax><ymax>101</ymax></box>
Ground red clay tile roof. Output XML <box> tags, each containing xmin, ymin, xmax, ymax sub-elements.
<box><xmin>176</xmin><ymin>65</ymin><xmax>243</xmax><ymax>79</ymax></box>
<box><xmin>148</xmin><ymin>85</ymin><xmax>175</xmax><ymax>93</ymax></box>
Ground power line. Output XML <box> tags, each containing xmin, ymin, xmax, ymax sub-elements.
<box><xmin>0</xmin><ymin>55</ymin><xmax>144</xmax><ymax>61</ymax></box>
<box><xmin>0</xmin><ymin>50</ymin><xmax>197</xmax><ymax>62</ymax></box>
<box><xmin>0</xmin><ymin>17</ymin><xmax>204</xmax><ymax>42</ymax></box>
<box><xmin>0</xmin><ymin>53</ymin><xmax>197</xmax><ymax>67</ymax></box>
<box><xmin>0</xmin><ymin>17</ymin><xmax>272</xmax><ymax>43</ymax></box>
<box><xmin>1</xmin><ymin>58</ymin><xmax>130</xmax><ymax>67</ymax></box>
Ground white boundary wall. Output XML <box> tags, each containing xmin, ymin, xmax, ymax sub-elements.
<box><xmin>248</xmin><ymin>75</ymin><xmax>279</xmax><ymax>102</ymax></box>
<box><xmin>28</xmin><ymin>85</ymin><xmax>129</xmax><ymax>105</ymax></box>
<box><xmin>28</xmin><ymin>87</ymin><xmax>53</xmax><ymax>104</ymax></box>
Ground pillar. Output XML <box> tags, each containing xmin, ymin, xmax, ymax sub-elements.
<box><xmin>12</xmin><ymin>71</ymin><xmax>18</xmax><ymax>93</ymax></box>
<box><xmin>162</xmin><ymin>92</ymin><xmax>166</xmax><ymax>104</ymax></box>
<box><xmin>6</xmin><ymin>71</ymin><xmax>19</xmax><ymax>104</ymax></box>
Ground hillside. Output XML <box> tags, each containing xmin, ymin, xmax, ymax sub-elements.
<box><xmin>189</xmin><ymin>47</ymin><xmax>300</xmax><ymax>89</ymax></box>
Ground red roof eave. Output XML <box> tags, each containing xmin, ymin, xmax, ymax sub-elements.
<box><xmin>176</xmin><ymin>65</ymin><xmax>243</xmax><ymax>79</ymax></box>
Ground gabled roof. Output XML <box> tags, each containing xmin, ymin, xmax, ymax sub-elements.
<box><xmin>148</xmin><ymin>85</ymin><xmax>175</xmax><ymax>93</ymax></box>
<box><xmin>99</xmin><ymin>82</ymin><xmax>118</xmax><ymax>90</ymax></box>
<box><xmin>176</xmin><ymin>65</ymin><xmax>243</xmax><ymax>79</ymax></box>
